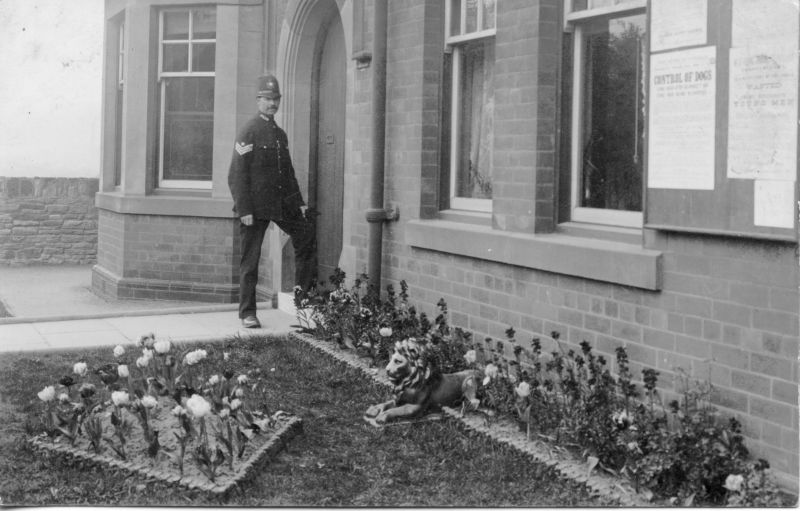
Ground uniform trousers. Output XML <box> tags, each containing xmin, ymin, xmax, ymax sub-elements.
<box><xmin>238</xmin><ymin>209</ymin><xmax>316</xmax><ymax>319</ymax></box>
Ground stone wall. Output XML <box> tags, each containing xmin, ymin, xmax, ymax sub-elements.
<box><xmin>0</xmin><ymin>177</ymin><xmax>98</xmax><ymax>265</ymax></box>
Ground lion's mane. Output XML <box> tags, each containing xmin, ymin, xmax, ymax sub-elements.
<box><xmin>391</xmin><ymin>338</ymin><xmax>437</xmax><ymax>393</ymax></box>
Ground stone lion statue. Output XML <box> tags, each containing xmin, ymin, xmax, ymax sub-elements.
<box><xmin>364</xmin><ymin>337</ymin><xmax>482</xmax><ymax>424</ymax></box>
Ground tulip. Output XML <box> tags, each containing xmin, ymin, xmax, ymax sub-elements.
<box><xmin>58</xmin><ymin>375</ymin><xmax>75</xmax><ymax>388</ymax></box>
<box><xmin>237</xmin><ymin>375</ymin><xmax>248</xmax><ymax>385</ymax></box>
<box><xmin>78</xmin><ymin>383</ymin><xmax>96</xmax><ymax>399</ymax></box>
<box><xmin>141</xmin><ymin>395</ymin><xmax>158</xmax><ymax>409</ymax></box>
<box><xmin>111</xmin><ymin>391</ymin><xmax>130</xmax><ymax>406</ymax></box>
<box><xmin>515</xmin><ymin>381</ymin><xmax>531</xmax><ymax>398</ymax></box>
<box><xmin>208</xmin><ymin>374</ymin><xmax>220</xmax><ymax>386</ymax></box>
<box><xmin>113</xmin><ymin>345</ymin><xmax>125</xmax><ymax>357</ymax></box>
<box><xmin>38</xmin><ymin>386</ymin><xmax>56</xmax><ymax>402</ymax></box>
<box><xmin>136</xmin><ymin>356</ymin><xmax>149</xmax><ymax>368</ymax></box>
<box><xmin>153</xmin><ymin>340</ymin><xmax>171</xmax><ymax>354</ymax></box>
<box><xmin>219</xmin><ymin>408</ymin><xmax>230</xmax><ymax>419</ymax></box>
<box><xmin>58</xmin><ymin>392</ymin><xmax>70</xmax><ymax>403</ymax></box>
<box><xmin>230</xmin><ymin>398</ymin><xmax>242</xmax><ymax>411</ymax></box>
<box><xmin>73</xmin><ymin>362</ymin><xmax>88</xmax><ymax>377</ymax></box>
<box><xmin>142</xmin><ymin>348</ymin><xmax>154</xmax><ymax>360</ymax></box>
<box><xmin>235</xmin><ymin>388</ymin><xmax>245</xmax><ymax>398</ymax></box>
<box><xmin>223</xmin><ymin>352</ymin><xmax>230</xmax><ymax>361</ymax></box>
<box><xmin>171</xmin><ymin>405</ymin><xmax>186</xmax><ymax>417</ymax></box>
<box><xmin>186</xmin><ymin>394</ymin><xmax>211</xmax><ymax>418</ymax></box>
<box><xmin>379</xmin><ymin>327</ymin><xmax>393</xmax><ymax>337</ymax></box>
<box><xmin>485</xmin><ymin>364</ymin><xmax>499</xmax><ymax>379</ymax></box>
<box><xmin>118</xmin><ymin>364</ymin><xmax>129</xmax><ymax>378</ymax></box>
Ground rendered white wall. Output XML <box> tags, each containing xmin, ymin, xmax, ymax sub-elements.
<box><xmin>0</xmin><ymin>0</ymin><xmax>103</xmax><ymax>178</ymax></box>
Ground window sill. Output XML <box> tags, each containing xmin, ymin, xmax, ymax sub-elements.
<box><xmin>95</xmin><ymin>191</ymin><xmax>233</xmax><ymax>218</ymax></box>
<box><xmin>406</xmin><ymin>219</ymin><xmax>662</xmax><ymax>290</ymax></box>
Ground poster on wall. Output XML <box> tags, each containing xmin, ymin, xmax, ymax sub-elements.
<box><xmin>731</xmin><ymin>0</ymin><xmax>799</xmax><ymax>48</ymax></box>
<box><xmin>753</xmin><ymin>180</ymin><xmax>795</xmax><ymax>228</ymax></box>
<box><xmin>648</xmin><ymin>46</ymin><xmax>717</xmax><ymax>190</ymax></box>
<box><xmin>727</xmin><ymin>47</ymin><xmax>798</xmax><ymax>181</ymax></box>
<box><xmin>650</xmin><ymin>0</ymin><xmax>707</xmax><ymax>52</ymax></box>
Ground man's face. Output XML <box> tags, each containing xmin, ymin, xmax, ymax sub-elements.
<box><xmin>257</xmin><ymin>95</ymin><xmax>280</xmax><ymax>116</ymax></box>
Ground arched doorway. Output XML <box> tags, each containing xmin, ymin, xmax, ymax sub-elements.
<box><xmin>310</xmin><ymin>13</ymin><xmax>345</xmax><ymax>286</ymax></box>
<box><xmin>274</xmin><ymin>0</ymin><xmax>347</xmax><ymax>306</ymax></box>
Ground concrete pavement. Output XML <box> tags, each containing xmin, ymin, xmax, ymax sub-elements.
<box><xmin>0</xmin><ymin>265</ymin><xmax>297</xmax><ymax>353</ymax></box>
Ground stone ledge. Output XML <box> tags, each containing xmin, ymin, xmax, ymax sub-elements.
<box><xmin>288</xmin><ymin>332</ymin><xmax>653</xmax><ymax>506</ymax></box>
<box><xmin>29</xmin><ymin>416</ymin><xmax>303</xmax><ymax>497</ymax></box>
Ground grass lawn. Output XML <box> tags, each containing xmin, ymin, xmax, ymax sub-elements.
<box><xmin>0</xmin><ymin>335</ymin><xmax>608</xmax><ymax>507</ymax></box>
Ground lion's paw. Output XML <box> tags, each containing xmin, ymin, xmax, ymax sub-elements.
<box><xmin>374</xmin><ymin>412</ymin><xmax>389</xmax><ymax>424</ymax></box>
<box><xmin>364</xmin><ymin>405</ymin><xmax>382</xmax><ymax>418</ymax></box>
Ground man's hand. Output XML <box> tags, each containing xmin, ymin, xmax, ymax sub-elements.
<box><xmin>240</xmin><ymin>214</ymin><xmax>254</xmax><ymax>226</ymax></box>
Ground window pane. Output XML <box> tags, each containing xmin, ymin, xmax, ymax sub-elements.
<box><xmin>456</xmin><ymin>39</ymin><xmax>494</xmax><ymax>200</ymax></box>
<box><xmin>580</xmin><ymin>14</ymin><xmax>645</xmax><ymax>211</ymax></box>
<box><xmin>192</xmin><ymin>9</ymin><xmax>216</xmax><ymax>39</ymax></box>
<box><xmin>450</xmin><ymin>0</ymin><xmax>461</xmax><ymax>36</ymax></box>
<box><xmin>163</xmin><ymin>44</ymin><xmax>188</xmax><ymax>72</ymax></box>
<box><xmin>465</xmin><ymin>0</ymin><xmax>478</xmax><ymax>33</ymax></box>
<box><xmin>163</xmin><ymin>11</ymin><xmax>189</xmax><ymax>40</ymax></box>
<box><xmin>162</xmin><ymin>77</ymin><xmax>214</xmax><ymax>181</ymax></box>
<box><xmin>192</xmin><ymin>43</ymin><xmax>215</xmax><ymax>72</ymax></box>
<box><xmin>482</xmin><ymin>0</ymin><xmax>495</xmax><ymax>30</ymax></box>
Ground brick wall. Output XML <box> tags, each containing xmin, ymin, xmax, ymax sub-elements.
<box><xmin>380</xmin><ymin>234</ymin><xmax>798</xmax><ymax>486</ymax></box>
<box><xmin>379</xmin><ymin>0</ymin><xmax>798</xmax><ymax>489</ymax></box>
<box><xmin>94</xmin><ymin>210</ymin><xmax>239</xmax><ymax>302</ymax></box>
<box><xmin>0</xmin><ymin>177</ymin><xmax>98</xmax><ymax>265</ymax></box>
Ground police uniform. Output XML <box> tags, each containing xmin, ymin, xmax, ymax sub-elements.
<box><xmin>228</xmin><ymin>75</ymin><xmax>316</xmax><ymax>325</ymax></box>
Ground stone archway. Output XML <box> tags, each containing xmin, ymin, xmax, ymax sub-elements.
<box><xmin>270</xmin><ymin>0</ymin><xmax>352</xmax><ymax>312</ymax></box>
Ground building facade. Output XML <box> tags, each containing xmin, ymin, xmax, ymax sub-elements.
<box><xmin>98</xmin><ymin>0</ymin><xmax>798</xmax><ymax>488</ymax></box>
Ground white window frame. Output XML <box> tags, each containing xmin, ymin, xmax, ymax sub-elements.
<box><xmin>444</xmin><ymin>0</ymin><xmax>497</xmax><ymax>213</ymax></box>
<box><xmin>567</xmin><ymin>0</ymin><xmax>646</xmax><ymax>227</ymax></box>
<box><xmin>157</xmin><ymin>8</ymin><xmax>216</xmax><ymax>190</ymax></box>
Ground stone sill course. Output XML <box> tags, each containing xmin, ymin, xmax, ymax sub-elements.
<box><xmin>289</xmin><ymin>332</ymin><xmax>654</xmax><ymax>507</ymax></box>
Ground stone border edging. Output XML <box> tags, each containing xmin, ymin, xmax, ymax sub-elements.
<box><xmin>28</xmin><ymin>415</ymin><xmax>303</xmax><ymax>497</ymax></box>
<box><xmin>289</xmin><ymin>331</ymin><xmax>653</xmax><ymax>507</ymax></box>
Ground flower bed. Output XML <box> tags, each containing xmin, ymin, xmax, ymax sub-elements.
<box><xmin>28</xmin><ymin>334</ymin><xmax>302</xmax><ymax>496</ymax></box>
<box><xmin>295</xmin><ymin>271</ymin><xmax>793</xmax><ymax>507</ymax></box>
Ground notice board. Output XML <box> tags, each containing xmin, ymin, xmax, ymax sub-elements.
<box><xmin>645</xmin><ymin>0</ymin><xmax>799</xmax><ymax>241</ymax></box>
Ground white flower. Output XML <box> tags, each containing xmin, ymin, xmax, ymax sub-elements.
<box><xmin>58</xmin><ymin>392</ymin><xmax>70</xmax><ymax>403</ymax></box>
<box><xmin>118</xmin><ymin>364</ymin><xmax>129</xmax><ymax>378</ymax></box>
<box><xmin>485</xmin><ymin>364</ymin><xmax>498</xmax><ymax>379</ymax></box>
<box><xmin>208</xmin><ymin>374</ymin><xmax>220</xmax><ymax>386</ymax></box>
<box><xmin>270</xmin><ymin>368</ymin><xmax>276</xmax><ymax>372</ymax></box>
<box><xmin>139</xmin><ymin>333</ymin><xmax>155</xmax><ymax>349</ymax></box>
<box><xmin>222</xmin><ymin>396</ymin><xmax>230</xmax><ymax>406</ymax></box>
<box><xmin>185</xmin><ymin>394</ymin><xmax>211</xmax><ymax>417</ymax></box>
<box><xmin>626</xmin><ymin>441</ymin><xmax>640</xmax><ymax>452</ymax></box>
<box><xmin>136</xmin><ymin>356</ymin><xmax>150</xmax><ymax>368</ymax></box>
<box><xmin>184</xmin><ymin>349</ymin><xmax>208</xmax><ymax>366</ymax></box>
<box><xmin>230</xmin><ymin>398</ymin><xmax>242</xmax><ymax>411</ymax></box>
<box><xmin>37</xmin><ymin>386</ymin><xmax>56</xmax><ymax>402</ymax></box>
<box><xmin>379</xmin><ymin>327</ymin><xmax>393</xmax><ymax>338</ymax></box>
<box><xmin>237</xmin><ymin>375</ymin><xmax>248</xmax><ymax>385</ymax></box>
<box><xmin>153</xmin><ymin>340</ymin><xmax>171</xmax><ymax>354</ymax></box>
<box><xmin>111</xmin><ymin>391</ymin><xmax>130</xmax><ymax>406</ymax></box>
<box><xmin>219</xmin><ymin>408</ymin><xmax>230</xmax><ymax>419</ymax></box>
<box><xmin>113</xmin><ymin>345</ymin><xmax>125</xmax><ymax>357</ymax></box>
<box><xmin>515</xmin><ymin>381</ymin><xmax>531</xmax><ymax>398</ymax></box>
<box><xmin>463</xmin><ymin>350</ymin><xmax>477</xmax><ymax>364</ymax></box>
<box><xmin>235</xmin><ymin>388</ymin><xmax>245</xmax><ymax>398</ymax></box>
<box><xmin>73</xmin><ymin>362</ymin><xmax>88</xmax><ymax>377</ymax></box>
<box><xmin>171</xmin><ymin>405</ymin><xmax>186</xmax><ymax>417</ymax></box>
<box><xmin>508</xmin><ymin>373</ymin><xmax>518</xmax><ymax>384</ymax></box>
<box><xmin>724</xmin><ymin>474</ymin><xmax>744</xmax><ymax>492</ymax></box>
<box><xmin>141</xmin><ymin>395</ymin><xmax>158</xmax><ymax>409</ymax></box>
<box><xmin>142</xmin><ymin>348</ymin><xmax>154</xmax><ymax>360</ymax></box>
<box><xmin>223</xmin><ymin>352</ymin><xmax>230</xmax><ymax>361</ymax></box>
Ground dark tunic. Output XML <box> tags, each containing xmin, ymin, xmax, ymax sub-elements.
<box><xmin>227</xmin><ymin>114</ymin><xmax>305</xmax><ymax>220</ymax></box>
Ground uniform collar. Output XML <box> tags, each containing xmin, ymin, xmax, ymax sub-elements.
<box><xmin>259</xmin><ymin>113</ymin><xmax>276</xmax><ymax>124</ymax></box>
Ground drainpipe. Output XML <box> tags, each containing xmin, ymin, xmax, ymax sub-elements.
<box><xmin>365</xmin><ymin>0</ymin><xmax>390</xmax><ymax>295</ymax></box>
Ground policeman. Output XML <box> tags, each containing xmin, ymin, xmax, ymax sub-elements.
<box><xmin>228</xmin><ymin>74</ymin><xmax>316</xmax><ymax>329</ymax></box>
